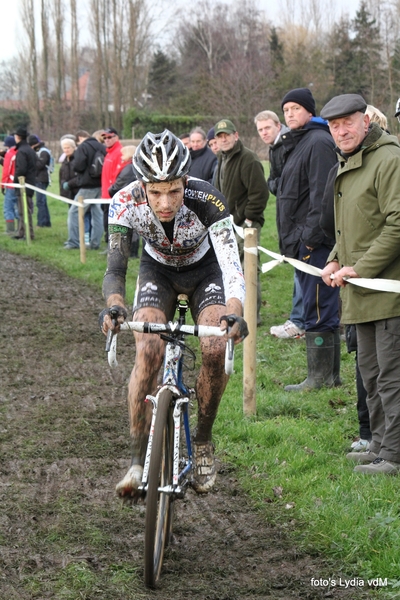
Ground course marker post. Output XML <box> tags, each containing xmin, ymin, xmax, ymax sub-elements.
<box><xmin>78</xmin><ymin>195</ymin><xmax>86</xmax><ymax>264</ymax></box>
<box><xmin>243</xmin><ymin>227</ymin><xmax>257</xmax><ymax>416</ymax></box>
<box><xmin>18</xmin><ymin>176</ymin><xmax>31</xmax><ymax>245</ymax></box>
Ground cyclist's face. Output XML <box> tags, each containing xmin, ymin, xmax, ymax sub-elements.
<box><xmin>145</xmin><ymin>179</ymin><xmax>185</xmax><ymax>222</ymax></box>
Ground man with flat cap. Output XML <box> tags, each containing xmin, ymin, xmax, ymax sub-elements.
<box><xmin>320</xmin><ymin>93</ymin><xmax>400</xmax><ymax>475</ymax></box>
<box><xmin>276</xmin><ymin>88</ymin><xmax>340</xmax><ymax>390</ymax></box>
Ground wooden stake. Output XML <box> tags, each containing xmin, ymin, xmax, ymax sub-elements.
<box><xmin>243</xmin><ymin>228</ymin><xmax>257</xmax><ymax>416</ymax></box>
<box><xmin>18</xmin><ymin>176</ymin><xmax>31</xmax><ymax>245</ymax></box>
<box><xmin>78</xmin><ymin>195</ymin><xmax>86</xmax><ymax>264</ymax></box>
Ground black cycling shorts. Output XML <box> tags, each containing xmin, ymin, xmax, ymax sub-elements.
<box><xmin>133</xmin><ymin>248</ymin><xmax>226</xmax><ymax>322</ymax></box>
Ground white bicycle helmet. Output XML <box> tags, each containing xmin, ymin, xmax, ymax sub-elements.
<box><xmin>132</xmin><ymin>129</ymin><xmax>191</xmax><ymax>183</ymax></box>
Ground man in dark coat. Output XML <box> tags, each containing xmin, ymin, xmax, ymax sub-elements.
<box><xmin>64</xmin><ymin>130</ymin><xmax>105</xmax><ymax>250</ymax></box>
<box><xmin>277</xmin><ymin>88</ymin><xmax>340</xmax><ymax>391</ymax></box>
<box><xmin>13</xmin><ymin>126</ymin><xmax>37</xmax><ymax>240</ymax></box>
<box><xmin>214</xmin><ymin>118</ymin><xmax>269</xmax><ymax>325</ymax></box>
<box><xmin>188</xmin><ymin>127</ymin><xmax>217</xmax><ymax>184</ymax></box>
<box><xmin>254</xmin><ymin>109</ymin><xmax>304</xmax><ymax>340</ymax></box>
<box><xmin>28</xmin><ymin>134</ymin><xmax>52</xmax><ymax>227</ymax></box>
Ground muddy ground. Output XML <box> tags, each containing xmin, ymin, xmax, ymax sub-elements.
<box><xmin>0</xmin><ymin>250</ymin><xmax>374</xmax><ymax>600</ymax></box>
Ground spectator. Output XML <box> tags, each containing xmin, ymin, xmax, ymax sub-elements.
<box><xmin>320</xmin><ymin>102</ymin><xmax>389</xmax><ymax>453</ymax></box>
<box><xmin>108</xmin><ymin>145</ymin><xmax>137</xmax><ymax>196</ymax></box>
<box><xmin>206</xmin><ymin>127</ymin><xmax>219</xmax><ymax>155</ymax></box>
<box><xmin>59</xmin><ymin>134</ymin><xmax>76</xmax><ymax>163</ymax></box>
<box><xmin>108</xmin><ymin>145</ymin><xmax>140</xmax><ymax>259</ymax></box>
<box><xmin>12</xmin><ymin>126</ymin><xmax>37</xmax><ymax>240</ymax></box>
<box><xmin>1</xmin><ymin>135</ymin><xmax>19</xmax><ymax>234</ymax></box>
<box><xmin>60</xmin><ymin>137</ymin><xmax>91</xmax><ymax>247</ymax></box>
<box><xmin>366</xmin><ymin>104</ymin><xmax>388</xmax><ymax>131</ymax></box>
<box><xmin>254</xmin><ymin>109</ymin><xmax>305</xmax><ymax>340</ymax></box>
<box><xmin>320</xmin><ymin>93</ymin><xmax>400</xmax><ymax>475</ymax></box>
<box><xmin>59</xmin><ymin>138</ymin><xmax>79</xmax><ymax>200</ymax></box>
<box><xmin>101</xmin><ymin>127</ymin><xmax>123</xmax><ymax>243</ymax></box>
<box><xmin>28</xmin><ymin>134</ymin><xmax>52</xmax><ymax>227</ymax></box>
<box><xmin>179</xmin><ymin>132</ymin><xmax>191</xmax><ymax>149</ymax></box>
<box><xmin>64</xmin><ymin>130</ymin><xmax>105</xmax><ymax>250</ymax></box>
<box><xmin>276</xmin><ymin>88</ymin><xmax>340</xmax><ymax>391</ymax></box>
<box><xmin>214</xmin><ymin>118</ymin><xmax>269</xmax><ymax>326</ymax></box>
<box><xmin>92</xmin><ymin>129</ymin><xmax>106</xmax><ymax>143</ymax></box>
<box><xmin>188</xmin><ymin>127</ymin><xmax>218</xmax><ymax>184</ymax></box>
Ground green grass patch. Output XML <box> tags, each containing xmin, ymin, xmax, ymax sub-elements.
<box><xmin>1</xmin><ymin>164</ymin><xmax>399</xmax><ymax>596</ymax></box>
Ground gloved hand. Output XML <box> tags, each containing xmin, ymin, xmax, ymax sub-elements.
<box><xmin>62</xmin><ymin>182</ymin><xmax>69</xmax><ymax>190</ymax></box>
<box><xmin>220</xmin><ymin>314</ymin><xmax>249</xmax><ymax>343</ymax></box>
<box><xmin>98</xmin><ymin>305</ymin><xmax>128</xmax><ymax>334</ymax></box>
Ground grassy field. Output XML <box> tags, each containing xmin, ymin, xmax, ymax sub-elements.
<box><xmin>1</xmin><ymin>167</ymin><xmax>400</xmax><ymax>598</ymax></box>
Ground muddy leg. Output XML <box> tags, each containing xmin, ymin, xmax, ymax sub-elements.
<box><xmin>195</xmin><ymin>305</ymin><xmax>228</xmax><ymax>443</ymax></box>
<box><xmin>127</xmin><ymin>307</ymin><xmax>166</xmax><ymax>444</ymax></box>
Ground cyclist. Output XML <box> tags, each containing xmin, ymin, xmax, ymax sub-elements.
<box><xmin>99</xmin><ymin>130</ymin><xmax>248</xmax><ymax>498</ymax></box>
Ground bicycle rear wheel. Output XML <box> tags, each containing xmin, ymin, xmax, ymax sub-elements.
<box><xmin>144</xmin><ymin>388</ymin><xmax>174</xmax><ymax>588</ymax></box>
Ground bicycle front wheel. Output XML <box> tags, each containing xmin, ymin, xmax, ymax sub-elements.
<box><xmin>144</xmin><ymin>388</ymin><xmax>174</xmax><ymax>588</ymax></box>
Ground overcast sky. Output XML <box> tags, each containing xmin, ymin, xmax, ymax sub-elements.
<box><xmin>1</xmin><ymin>0</ymin><xmax>362</xmax><ymax>61</ymax></box>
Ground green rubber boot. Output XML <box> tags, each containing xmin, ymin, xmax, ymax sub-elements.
<box><xmin>285</xmin><ymin>331</ymin><xmax>335</xmax><ymax>392</ymax></box>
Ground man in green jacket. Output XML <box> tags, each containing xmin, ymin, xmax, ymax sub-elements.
<box><xmin>214</xmin><ymin>119</ymin><xmax>269</xmax><ymax>325</ymax></box>
<box><xmin>321</xmin><ymin>93</ymin><xmax>400</xmax><ymax>475</ymax></box>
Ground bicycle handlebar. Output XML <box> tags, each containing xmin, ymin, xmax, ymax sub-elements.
<box><xmin>106</xmin><ymin>321</ymin><xmax>234</xmax><ymax>374</ymax></box>
<box><xmin>119</xmin><ymin>321</ymin><xmax>225</xmax><ymax>336</ymax></box>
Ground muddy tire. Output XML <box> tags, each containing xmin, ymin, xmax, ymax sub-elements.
<box><xmin>144</xmin><ymin>389</ymin><xmax>174</xmax><ymax>588</ymax></box>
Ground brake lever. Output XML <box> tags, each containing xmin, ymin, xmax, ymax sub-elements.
<box><xmin>105</xmin><ymin>323</ymin><xmax>116</xmax><ymax>352</ymax></box>
<box><xmin>105</xmin><ymin>308</ymin><xmax>120</xmax><ymax>352</ymax></box>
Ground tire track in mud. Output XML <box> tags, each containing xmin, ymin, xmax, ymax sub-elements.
<box><xmin>0</xmin><ymin>250</ymin><xmax>371</xmax><ymax>599</ymax></box>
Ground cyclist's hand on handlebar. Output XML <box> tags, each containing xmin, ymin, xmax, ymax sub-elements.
<box><xmin>220</xmin><ymin>314</ymin><xmax>249</xmax><ymax>344</ymax></box>
<box><xmin>98</xmin><ymin>304</ymin><xmax>128</xmax><ymax>336</ymax></box>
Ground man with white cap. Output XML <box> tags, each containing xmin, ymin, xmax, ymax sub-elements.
<box><xmin>320</xmin><ymin>93</ymin><xmax>400</xmax><ymax>475</ymax></box>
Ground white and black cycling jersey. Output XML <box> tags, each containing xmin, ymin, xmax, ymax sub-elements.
<box><xmin>108</xmin><ymin>177</ymin><xmax>245</xmax><ymax>304</ymax></box>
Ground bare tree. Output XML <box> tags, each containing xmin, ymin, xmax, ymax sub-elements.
<box><xmin>20</xmin><ymin>0</ymin><xmax>40</xmax><ymax>130</ymax></box>
<box><xmin>52</xmin><ymin>0</ymin><xmax>67</xmax><ymax>103</ymax></box>
<box><xmin>125</xmin><ymin>0</ymin><xmax>153</xmax><ymax>108</ymax></box>
<box><xmin>70</xmin><ymin>0</ymin><xmax>80</xmax><ymax>119</ymax></box>
<box><xmin>41</xmin><ymin>0</ymin><xmax>50</xmax><ymax>100</ymax></box>
<box><xmin>88</xmin><ymin>0</ymin><xmax>152</xmax><ymax>129</ymax></box>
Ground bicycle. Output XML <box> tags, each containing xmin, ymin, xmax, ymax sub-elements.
<box><xmin>106</xmin><ymin>294</ymin><xmax>234</xmax><ymax>588</ymax></box>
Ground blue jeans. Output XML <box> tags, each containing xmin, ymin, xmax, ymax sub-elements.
<box><xmin>290</xmin><ymin>271</ymin><xmax>304</xmax><ymax>328</ymax></box>
<box><xmin>3</xmin><ymin>186</ymin><xmax>19</xmax><ymax>221</ymax></box>
<box><xmin>36</xmin><ymin>181</ymin><xmax>51</xmax><ymax>226</ymax></box>
<box><xmin>66</xmin><ymin>188</ymin><xmax>103</xmax><ymax>249</ymax></box>
<box><xmin>296</xmin><ymin>243</ymin><xmax>340</xmax><ymax>332</ymax></box>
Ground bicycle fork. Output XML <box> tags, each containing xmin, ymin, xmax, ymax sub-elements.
<box><xmin>141</xmin><ymin>388</ymin><xmax>191</xmax><ymax>498</ymax></box>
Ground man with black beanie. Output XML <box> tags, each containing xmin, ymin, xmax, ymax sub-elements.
<box><xmin>275</xmin><ymin>88</ymin><xmax>341</xmax><ymax>391</ymax></box>
<box><xmin>13</xmin><ymin>126</ymin><xmax>37</xmax><ymax>240</ymax></box>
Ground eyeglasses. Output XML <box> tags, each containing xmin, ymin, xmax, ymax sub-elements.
<box><xmin>103</xmin><ymin>134</ymin><xmax>116</xmax><ymax>139</ymax></box>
